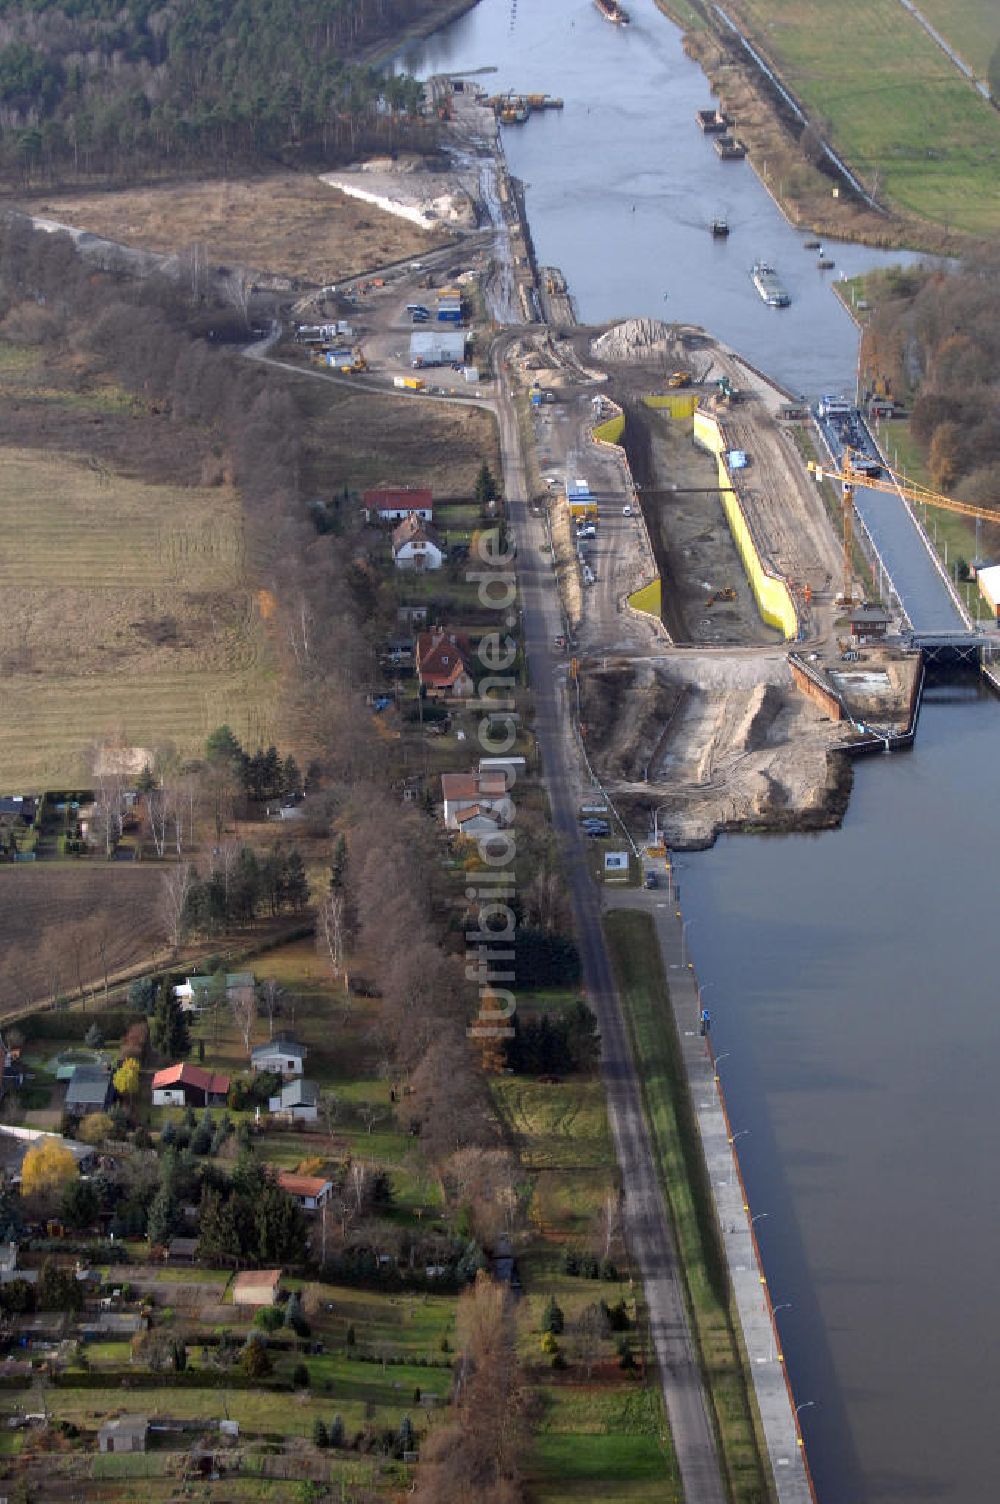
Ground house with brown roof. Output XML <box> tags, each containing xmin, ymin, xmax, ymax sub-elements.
<box><xmin>232</xmin><ymin>1270</ymin><xmax>281</xmax><ymax>1308</ymax></box>
<box><xmin>363</xmin><ymin>487</ymin><xmax>434</xmax><ymax>524</ymax></box>
<box><xmin>392</xmin><ymin>513</ymin><xmax>444</xmax><ymax>571</ymax></box>
<box><xmin>454</xmin><ymin>805</ymin><xmax>502</xmax><ymax>838</ymax></box>
<box><xmin>440</xmin><ymin>770</ymin><xmax>513</xmax><ymax>829</ymax></box>
<box><xmin>151</xmin><ymin>1063</ymin><xmax>230</xmax><ymax>1109</ymax></box>
<box><xmin>277</xmin><ymin>1170</ymin><xmax>333</xmax><ymax>1212</ymax></box>
<box><xmin>416</xmin><ymin>628</ymin><xmax>474</xmax><ymax>698</ymax></box>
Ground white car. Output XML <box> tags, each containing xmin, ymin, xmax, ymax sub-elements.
<box><xmin>623</xmin><ymin>504</ymin><xmax>632</xmax><ymax>517</ymax></box>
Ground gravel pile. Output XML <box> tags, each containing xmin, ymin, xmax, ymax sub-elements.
<box><xmin>590</xmin><ymin>318</ymin><xmax>677</xmax><ymax>364</ymax></box>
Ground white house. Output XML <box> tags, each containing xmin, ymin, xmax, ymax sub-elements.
<box><xmin>277</xmin><ymin>1170</ymin><xmax>333</xmax><ymax>1212</ymax></box>
<box><xmin>392</xmin><ymin>513</ymin><xmax>443</xmax><ymax>572</ymax></box>
<box><xmin>268</xmin><ymin>1079</ymin><xmax>319</xmax><ymax>1123</ymax></box>
<box><xmin>174</xmin><ymin>972</ymin><xmax>255</xmax><ymax>1014</ymax></box>
<box><xmin>454</xmin><ymin>806</ymin><xmax>502</xmax><ymax>838</ymax></box>
<box><xmin>440</xmin><ymin>771</ymin><xmax>513</xmax><ymax>830</ymax></box>
<box><xmin>251</xmin><ymin>1039</ymin><xmax>306</xmax><ymax>1077</ymax></box>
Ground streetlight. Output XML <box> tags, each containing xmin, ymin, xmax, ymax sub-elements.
<box><xmin>770</xmin><ymin>1301</ymin><xmax>792</xmax><ymax>1361</ymax></box>
<box><xmin>727</xmin><ymin>1127</ymin><xmax>749</xmax><ymax>1185</ymax></box>
<box><xmin>712</xmin><ymin>1050</ymin><xmax>729</xmax><ymax>1089</ymax></box>
<box><xmin>795</xmin><ymin>1401</ymin><xmax>817</xmax><ymax>1446</ymax></box>
<box><xmin>681</xmin><ymin>918</ymin><xmax>696</xmax><ymax>968</ymax></box>
<box><xmin>651</xmin><ymin>803</ymin><xmax>672</xmax><ymax>847</ymax></box>
<box><xmin>749</xmin><ymin>1211</ymin><xmax>768</xmax><ymax>1230</ymax></box>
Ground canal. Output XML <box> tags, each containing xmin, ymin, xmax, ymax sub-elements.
<box><xmin>403</xmin><ymin>5</ymin><xmax>999</xmax><ymax>1502</ymax></box>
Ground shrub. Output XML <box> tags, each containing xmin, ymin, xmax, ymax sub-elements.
<box><xmin>254</xmin><ymin>1306</ymin><xmax>285</xmax><ymax>1333</ymax></box>
<box><xmin>562</xmin><ymin>1250</ymin><xmax>579</xmax><ymax>1276</ymax></box>
<box><xmin>542</xmin><ymin>1296</ymin><xmax>564</xmax><ymax>1335</ymax></box>
<box><xmin>600</xmin><ymin>1258</ymin><xmax>619</xmax><ymax>1282</ymax></box>
<box><xmin>617</xmin><ymin>1337</ymin><xmax>636</xmax><ymax>1370</ymax></box>
<box><xmin>329</xmin><ymin>1415</ymin><xmax>345</xmax><ymax>1448</ymax></box>
<box><xmin>241</xmin><ymin>1336</ymin><xmax>272</xmax><ymax>1378</ymax></box>
<box><xmin>84</xmin><ymin>1024</ymin><xmax>103</xmax><ymax>1049</ymax></box>
<box><xmin>540</xmin><ymin>1331</ymin><xmax>559</xmax><ymax>1356</ymax></box>
<box><xmin>346</xmin><ymin>1324</ymin><xmax>356</xmax><ymax>1348</ymax></box>
<box><xmin>292</xmin><ymin>1361</ymin><xmax>310</xmax><ymax>1389</ymax></box>
<box><xmin>312</xmin><ymin>1418</ymin><xmax>328</xmax><ymax>1448</ymax></box>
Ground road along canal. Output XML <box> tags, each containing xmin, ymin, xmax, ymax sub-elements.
<box><xmin>404</xmin><ymin>4</ymin><xmax>1000</xmax><ymax>1501</ymax></box>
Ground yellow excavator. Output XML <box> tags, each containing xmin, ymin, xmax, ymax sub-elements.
<box><xmin>807</xmin><ymin>448</ymin><xmax>1000</xmax><ymax>608</ymax></box>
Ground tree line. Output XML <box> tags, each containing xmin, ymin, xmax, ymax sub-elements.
<box><xmin>863</xmin><ymin>255</ymin><xmax>1000</xmax><ymax>513</ymax></box>
<box><xmin>0</xmin><ymin>0</ymin><xmax>438</xmax><ymax>184</ymax></box>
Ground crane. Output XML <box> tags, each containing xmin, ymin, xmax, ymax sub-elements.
<box><xmin>807</xmin><ymin>447</ymin><xmax>1000</xmax><ymax>608</ymax></box>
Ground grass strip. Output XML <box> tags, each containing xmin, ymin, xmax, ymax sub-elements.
<box><xmin>604</xmin><ymin>909</ymin><xmax>775</xmax><ymax>1504</ymax></box>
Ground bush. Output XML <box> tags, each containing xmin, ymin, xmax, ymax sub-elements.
<box><xmin>254</xmin><ymin>1306</ymin><xmax>285</xmax><ymax>1333</ymax></box>
<box><xmin>292</xmin><ymin>1362</ymin><xmax>310</xmax><ymax>1389</ymax></box>
<box><xmin>312</xmin><ymin>1418</ymin><xmax>328</xmax><ymax>1448</ymax></box>
<box><xmin>617</xmin><ymin>1337</ymin><xmax>636</xmax><ymax>1370</ymax></box>
<box><xmin>84</xmin><ymin>1024</ymin><xmax>103</xmax><ymax>1049</ymax></box>
<box><xmin>542</xmin><ymin>1296</ymin><xmax>564</xmax><ymax>1335</ymax></box>
<box><xmin>329</xmin><ymin>1415</ymin><xmax>345</xmax><ymax>1448</ymax></box>
<box><xmin>241</xmin><ymin>1336</ymin><xmax>272</xmax><ymax>1378</ymax></box>
<box><xmin>540</xmin><ymin>1331</ymin><xmax>559</xmax><ymax>1356</ymax></box>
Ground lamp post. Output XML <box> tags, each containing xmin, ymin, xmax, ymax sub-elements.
<box><xmin>770</xmin><ymin>1301</ymin><xmax>792</xmax><ymax>1362</ymax></box>
<box><xmin>681</xmin><ymin>918</ymin><xmax>696</xmax><ymax>968</ymax></box>
<box><xmin>712</xmin><ymin>1050</ymin><xmax>729</xmax><ymax>1090</ymax></box>
<box><xmin>750</xmin><ymin>1211</ymin><xmax>768</xmax><ymax>1231</ymax></box>
<box><xmin>794</xmin><ymin>1400</ymin><xmax>817</xmax><ymax>1447</ymax></box>
<box><xmin>727</xmin><ymin>1127</ymin><xmax>749</xmax><ymax>1186</ymax></box>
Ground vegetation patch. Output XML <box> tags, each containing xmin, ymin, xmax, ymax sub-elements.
<box><xmin>604</xmin><ymin>909</ymin><xmax>774</xmax><ymax>1504</ymax></box>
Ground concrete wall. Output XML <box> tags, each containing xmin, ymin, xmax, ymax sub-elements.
<box><xmin>643</xmin><ymin>392</ymin><xmax>700</xmax><ymax>419</ymax></box>
<box><xmin>788</xmin><ymin>656</ymin><xmax>846</xmax><ymax>721</ymax></box>
<box><xmin>693</xmin><ymin>410</ymin><xmax>798</xmax><ymax>640</ymax></box>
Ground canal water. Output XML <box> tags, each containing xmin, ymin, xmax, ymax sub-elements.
<box><xmin>403</xmin><ymin>5</ymin><xmax>998</xmax><ymax>1502</ymax></box>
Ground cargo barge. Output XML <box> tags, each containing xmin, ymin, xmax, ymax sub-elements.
<box><xmin>751</xmin><ymin>261</ymin><xmax>790</xmax><ymax>307</ymax></box>
<box><xmin>595</xmin><ymin>0</ymin><xmax>630</xmax><ymax>23</ymax></box>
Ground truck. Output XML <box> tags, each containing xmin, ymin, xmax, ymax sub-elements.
<box><xmin>393</xmin><ymin>375</ymin><xmax>426</xmax><ymax>391</ymax></box>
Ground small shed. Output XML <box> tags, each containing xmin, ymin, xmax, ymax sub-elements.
<box><xmin>251</xmin><ymin>1039</ymin><xmax>306</xmax><ymax>1077</ymax></box>
<box><xmin>98</xmin><ymin>1415</ymin><xmax>148</xmax><ymax>1454</ymax></box>
<box><xmin>848</xmin><ymin>604</ymin><xmax>893</xmax><ymax>640</ymax></box>
<box><xmin>277</xmin><ymin>1170</ymin><xmax>333</xmax><ymax>1211</ymax></box>
<box><xmin>268</xmin><ymin>1079</ymin><xmax>319</xmax><ymax>1123</ymax></box>
<box><xmin>65</xmin><ymin>1065</ymin><xmax>112</xmax><ymax>1114</ymax></box>
<box><xmin>976</xmin><ymin>563</ymin><xmax>1000</xmax><ymax>618</ymax></box>
<box><xmin>167</xmin><ymin>1236</ymin><xmax>199</xmax><ymax>1262</ymax></box>
<box><xmin>232</xmin><ymin>1269</ymin><xmax>281</xmax><ymax>1308</ymax></box>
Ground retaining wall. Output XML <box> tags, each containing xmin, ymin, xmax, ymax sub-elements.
<box><xmin>693</xmin><ymin>409</ymin><xmax>798</xmax><ymax>639</ymax></box>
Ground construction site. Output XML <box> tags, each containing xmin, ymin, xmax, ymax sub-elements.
<box><xmin>510</xmin><ymin>315</ymin><xmax>924</xmax><ymax>848</ymax></box>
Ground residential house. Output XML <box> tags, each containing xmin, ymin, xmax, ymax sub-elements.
<box><xmin>232</xmin><ymin>1269</ymin><xmax>282</xmax><ymax>1308</ymax></box>
<box><xmin>65</xmin><ymin>1066</ymin><xmax>112</xmax><ymax>1115</ymax></box>
<box><xmin>416</xmin><ymin>628</ymin><xmax>474</xmax><ymax>698</ymax></box>
<box><xmin>440</xmin><ymin>770</ymin><xmax>513</xmax><ymax>830</ymax></box>
<box><xmin>250</xmin><ymin>1039</ymin><xmax>306</xmax><ymax>1077</ymax></box>
<box><xmin>454</xmin><ymin>806</ymin><xmax>502</xmax><ymax>838</ymax></box>
<box><xmin>151</xmin><ymin>1063</ymin><xmax>230</xmax><ymax>1108</ymax></box>
<box><xmin>277</xmin><ymin>1170</ymin><xmax>333</xmax><ymax>1212</ymax></box>
<box><xmin>174</xmin><ymin>972</ymin><xmax>255</xmax><ymax>1014</ymax></box>
<box><xmin>392</xmin><ymin>513</ymin><xmax>444</xmax><ymax>572</ymax></box>
<box><xmin>363</xmin><ymin>487</ymin><xmax>434</xmax><ymax>525</ymax></box>
<box><xmin>268</xmin><ymin>1079</ymin><xmax>319</xmax><ymax>1123</ymax></box>
<box><xmin>98</xmin><ymin>1416</ymin><xmax>148</xmax><ymax>1454</ymax></box>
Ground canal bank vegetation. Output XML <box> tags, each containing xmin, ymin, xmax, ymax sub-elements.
<box><xmin>603</xmin><ymin>910</ymin><xmax>776</xmax><ymax>1504</ymax></box>
<box><xmin>856</xmin><ymin>257</ymin><xmax>1000</xmax><ymax>582</ymax></box>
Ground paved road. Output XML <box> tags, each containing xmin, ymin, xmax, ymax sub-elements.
<box><xmin>493</xmin><ymin>337</ymin><xmax>728</xmax><ymax>1504</ymax></box>
<box><xmin>606</xmin><ymin>882</ymin><xmax>816</xmax><ymax>1504</ymax></box>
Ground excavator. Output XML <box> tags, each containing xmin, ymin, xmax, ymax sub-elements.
<box><xmin>807</xmin><ymin>447</ymin><xmax>1000</xmax><ymax>609</ymax></box>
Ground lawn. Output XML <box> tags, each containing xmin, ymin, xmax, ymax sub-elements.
<box><xmin>916</xmin><ymin>0</ymin><xmax>998</xmax><ymax>79</ymax></box>
<box><xmin>727</xmin><ymin>0</ymin><xmax>1000</xmax><ymax>235</ymax></box>
<box><xmin>0</xmin><ymin>439</ymin><xmax>276</xmax><ymax>788</ymax></box>
<box><xmin>604</xmin><ymin>910</ymin><xmax>775</xmax><ymax>1504</ymax></box>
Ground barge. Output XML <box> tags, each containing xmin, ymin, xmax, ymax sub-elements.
<box><xmin>751</xmin><ymin>261</ymin><xmax>790</xmax><ymax>307</ymax></box>
<box><xmin>595</xmin><ymin>0</ymin><xmax>630</xmax><ymax>23</ymax></box>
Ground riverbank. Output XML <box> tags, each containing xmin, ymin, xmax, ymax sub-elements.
<box><xmin>652</xmin><ymin>0</ymin><xmax>983</xmax><ymax>256</ymax></box>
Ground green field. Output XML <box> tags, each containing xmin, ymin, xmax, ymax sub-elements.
<box><xmin>729</xmin><ymin>0</ymin><xmax>1000</xmax><ymax>234</ymax></box>
<box><xmin>918</xmin><ymin>0</ymin><xmax>998</xmax><ymax>80</ymax></box>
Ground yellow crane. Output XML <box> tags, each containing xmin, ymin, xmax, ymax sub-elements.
<box><xmin>807</xmin><ymin>448</ymin><xmax>1000</xmax><ymax>608</ymax></box>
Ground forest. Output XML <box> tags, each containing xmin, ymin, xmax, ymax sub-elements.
<box><xmin>863</xmin><ymin>254</ymin><xmax>1000</xmax><ymax>508</ymax></box>
<box><xmin>0</xmin><ymin>0</ymin><xmax>438</xmax><ymax>182</ymax></box>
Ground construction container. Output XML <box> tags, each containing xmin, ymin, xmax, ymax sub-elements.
<box><xmin>463</xmin><ymin>366</ymin><xmax>479</xmax><ymax>384</ymax></box>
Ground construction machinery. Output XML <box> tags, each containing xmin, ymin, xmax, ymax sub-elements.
<box><xmin>808</xmin><ymin>447</ymin><xmax>1000</xmax><ymax>607</ymax></box>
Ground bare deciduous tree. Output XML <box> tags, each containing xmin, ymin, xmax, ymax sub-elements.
<box><xmin>161</xmin><ymin>865</ymin><xmax>194</xmax><ymax>951</ymax></box>
<box><xmin>258</xmin><ymin>978</ymin><xmax>283</xmax><ymax>1040</ymax></box>
<box><xmin>231</xmin><ymin>984</ymin><xmax>257</xmax><ymax>1056</ymax></box>
<box><xmin>316</xmin><ymin>890</ymin><xmax>349</xmax><ymax>986</ymax></box>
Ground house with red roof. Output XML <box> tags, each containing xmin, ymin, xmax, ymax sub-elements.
<box><xmin>440</xmin><ymin>770</ymin><xmax>512</xmax><ymax>829</ymax></box>
<box><xmin>277</xmin><ymin>1170</ymin><xmax>333</xmax><ymax>1212</ymax></box>
<box><xmin>363</xmin><ymin>487</ymin><xmax>433</xmax><ymax>524</ymax></box>
<box><xmin>151</xmin><ymin>1063</ymin><xmax>230</xmax><ymax>1109</ymax></box>
<box><xmin>416</xmin><ymin>628</ymin><xmax>474</xmax><ymax>698</ymax></box>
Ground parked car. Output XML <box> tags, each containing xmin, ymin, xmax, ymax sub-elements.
<box><xmin>643</xmin><ymin>871</ymin><xmax>657</xmax><ymax>889</ymax></box>
<box><xmin>622</xmin><ymin>504</ymin><xmax>632</xmax><ymax>517</ymax></box>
